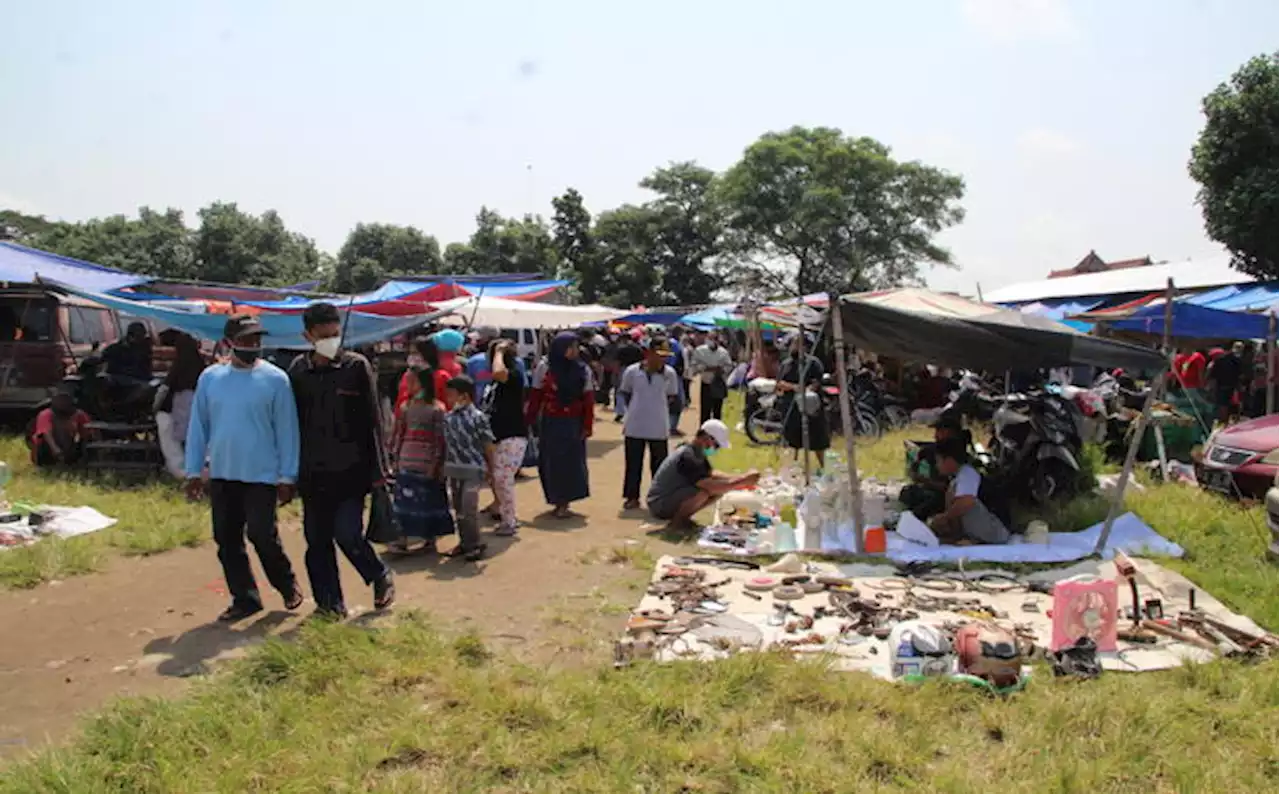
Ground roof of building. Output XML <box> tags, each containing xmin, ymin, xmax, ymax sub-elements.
<box><xmin>986</xmin><ymin>255</ymin><xmax>1251</xmax><ymax>304</ymax></box>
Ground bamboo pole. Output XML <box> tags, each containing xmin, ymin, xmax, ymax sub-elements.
<box><xmin>1155</xmin><ymin>278</ymin><xmax>1175</xmax><ymax>483</ymax></box>
<box><xmin>1268</xmin><ymin>312</ymin><xmax>1277</xmax><ymax>415</ymax></box>
<box><xmin>1093</xmin><ymin>279</ymin><xmax>1175</xmax><ymax>555</ymax></box>
<box><xmin>829</xmin><ymin>293</ymin><xmax>865</xmax><ymax>554</ymax></box>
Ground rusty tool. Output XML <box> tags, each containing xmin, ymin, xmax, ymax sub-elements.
<box><xmin>1140</xmin><ymin>619</ymin><xmax>1218</xmax><ymax>652</ymax></box>
<box><xmin>1113</xmin><ymin>550</ymin><xmax>1142</xmax><ymax>628</ymax></box>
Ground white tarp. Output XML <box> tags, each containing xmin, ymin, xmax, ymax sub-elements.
<box><xmin>434</xmin><ymin>295</ymin><xmax>625</xmax><ymax>329</ymax></box>
<box><xmin>983</xmin><ymin>256</ymin><xmax>1248</xmax><ymax>304</ymax></box>
<box><xmin>885</xmin><ymin>512</ymin><xmax>1185</xmax><ymax>564</ymax></box>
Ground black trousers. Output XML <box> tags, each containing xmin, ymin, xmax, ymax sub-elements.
<box><xmin>623</xmin><ymin>436</ymin><xmax>669</xmax><ymax>500</ymax></box>
<box><xmin>700</xmin><ymin>382</ymin><xmax>725</xmax><ymax>424</ymax></box>
<box><xmin>597</xmin><ymin>368</ymin><xmax>615</xmax><ymax>405</ymax></box>
<box><xmin>209</xmin><ymin>479</ymin><xmax>298</xmax><ymax>610</ymax></box>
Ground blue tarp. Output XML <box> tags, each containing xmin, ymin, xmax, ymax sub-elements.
<box><xmin>613</xmin><ymin>310</ymin><xmax>690</xmax><ymax>326</ymax></box>
<box><xmin>680</xmin><ymin>304</ymin><xmax>738</xmax><ymax>329</ymax></box>
<box><xmin>1014</xmin><ymin>297</ymin><xmax>1103</xmax><ymax>333</ymax></box>
<box><xmin>1182</xmin><ymin>282</ymin><xmax>1278</xmax><ymax>313</ymax></box>
<box><xmin>1108</xmin><ymin>301</ymin><xmax>1273</xmax><ymax>340</ymax></box>
<box><xmin>45</xmin><ymin>281</ymin><xmax>448</xmax><ymax>349</ymax></box>
<box><xmin>0</xmin><ymin>242</ymin><xmax>150</xmax><ymax>293</ymax></box>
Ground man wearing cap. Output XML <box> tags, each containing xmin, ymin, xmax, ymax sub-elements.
<box><xmin>184</xmin><ymin>315</ymin><xmax>303</xmax><ymax>623</ymax></box>
<box><xmin>646</xmin><ymin>419</ymin><xmax>759</xmax><ymax>528</ymax></box>
<box><xmin>617</xmin><ymin>336</ymin><xmax>680</xmax><ymax>510</ymax></box>
<box><xmin>466</xmin><ymin>326</ymin><xmax>526</xmax><ymax>402</ymax></box>
<box><xmin>288</xmin><ymin>302</ymin><xmax>395</xmax><ymax>617</ymax></box>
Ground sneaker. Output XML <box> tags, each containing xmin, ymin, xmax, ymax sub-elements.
<box><xmin>217</xmin><ymin>602</ymin><xmax>263</xmax><ymax>623</ymax></box>
<box><xmin>623</xmin><ymin>499</ymin><xmax>641</xmax><ymax>510</ymax></box>
<box><xmin>494</xmin><ymin>524</ymin><xmax>519</xmax><ymax>537</ymax></box>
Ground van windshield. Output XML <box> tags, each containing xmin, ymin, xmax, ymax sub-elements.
<box><xmin>0</xmin><ymin>298</ymin><xmax>56</xmax><ymax>342</ymax></box>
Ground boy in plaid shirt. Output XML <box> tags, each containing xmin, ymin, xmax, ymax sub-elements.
<box><xmin>442</xmin><ymin>375</ymin><xmax>495</xmax><ymax>561</ymax></box>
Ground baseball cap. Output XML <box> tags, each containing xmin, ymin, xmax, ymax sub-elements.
<box><xmin>223</xmin><ymin>314</ymin><xmax>267</xmax><ymax>341</ymax></box>
<box><xmin>699</xmin><ymin>418</ymin><xmax>731</xmax><ymax>449</ymax></box>
<box><xmin>643</xmin><ymin>337</ymin><xmax>672</xmax><ymax>356</ymax></box>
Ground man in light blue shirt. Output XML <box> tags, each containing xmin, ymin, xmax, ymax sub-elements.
<box><xmin>618</xmin><ymin>337</ymin><xmax>679</xmax><ymax>510</ymax></box>
<box><xmin>184</xmin><ymin>315</ymin><xmax>303</xmax><ymax>623</ymax></box>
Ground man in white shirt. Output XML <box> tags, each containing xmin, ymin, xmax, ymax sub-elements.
<box><xmin>928</xmin><ymin>438</ymin><xmax>1010</xmax><ymax>545</ymax></box>
<box><xmin>618</xmin><ymin>337</ymin><xmax>680</xmax><ymax>510</ymax></box>
<box><xmin>692</xmin><ymin>331</ymin><xmax>734</xmax><ymax>424</ymax></box>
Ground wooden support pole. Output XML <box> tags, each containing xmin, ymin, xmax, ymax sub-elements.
<box><xmin>829</xmin><ymin>293</ymin><xmax>865</xmax><ymax>554</ymax></box>
<box><xmin>1094</xmin><ymin>279</ymin><xmax>1175</xmax><ymax>555</ymax></box>
<box><xmin>1268</xmin><ymin>312</ymin><xmax>1277</xmax><ymax>416</ymax></box>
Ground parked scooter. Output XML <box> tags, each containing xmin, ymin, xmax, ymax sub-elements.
<box><xmin>987</xmin><ymin>390</ymin><xmax>1084</xmax><ymax>505</ymax></box>
<box><xmin>744</xmin><ymin>377</ymin><xmax>785</xmax><ymax>445</ymax></box>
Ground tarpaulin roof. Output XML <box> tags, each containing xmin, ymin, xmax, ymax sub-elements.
<box><xmin>1104</xmin><ymin>301</ymin><xmax>1274</xmax><ymax>340</ymax></box>
<box><xmin>44</xmin><ymin>281</ymin><xmax>448</xmax><ymax>349</ymax></box>
<box><xmin>681</xmin><ymin>305</ymin><xmax>739</xmax><ymax>329</ymax></box>
<box><xmin>234</xmin><ymin>278</ymin><xmax>567</xmax><ymax>315</ymax></box>
<box><xmin>1181</xmin><ymin>281</ymin><xmax>1278</xmax><ymax>313</ymax></box>
<box><xmin>434</xmin><ymin>295</ymin><xmax>624</xmax><ymax>329</ymax></box>
<box><xmin>983</xmin><ymin>256</ymin><xmax>1249</xmax><ymax>303</ymax></box>
<box><xmin>0</xmin><ymin>241</ymin><xmax>151</xmax><ymax>293</ymax></box>
<box><xmin>1014</xmin><ymin>297</ymin><xmax>1103</xmax><ymax>333</ymax></box>
<box><xmin>836</xmin><ymin>288</ymin><xmax>1163</xmax><ymax>371</ymax></box>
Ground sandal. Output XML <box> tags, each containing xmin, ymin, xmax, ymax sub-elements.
<box><xmin>445</xmin><ymin>543</ymin><xmax>488</xmax><ymax>561</ymax></box>
<box><xmin>284</xmin><ymin>590</ymin><xmax>305</xmax><ymax>611</ymax></box>
<box><xmin>373</xmin><ymin>573</ymin><xmax>396</xmax><ymax>610</ymax></box>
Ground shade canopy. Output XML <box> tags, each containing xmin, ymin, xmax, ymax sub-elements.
<box><xmin>44</xmin><ymin>281</ymin><xmax>447</xmax><ymax>349</ymax></box>
<box><xmin>433</xmin><ymin>295</ymin><xmax>624</xmax><ymax>329</ymax></box>
<box><xmin>983</xmin><ymin>257</ymin><xmax>1248</xmax><ymax>304</ymax></box>
<box><xmin>0</xmin><ymin>241</ymin><xmax>151</xmax><ymax>293</ymax></box>
<box><xmin>1105</xmin><ymin>301</ymin><xmax>1274</xmax><ymax>341</ymax></box>
<box><xmin>836</xmin><ymin>288</ymin><xmax>1163</xmax><ymax>371</ymax></box>
<box><xmin>234</xmin><ymin>278</ymin><xmax>568</xmax><ymax>316</ymax></box>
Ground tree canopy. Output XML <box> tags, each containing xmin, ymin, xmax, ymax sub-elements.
<box><xmin>719</xmin><ymin>126</ymin><xmax>965</xmax><ymax>296</ymax></box>
<box><xmin>1189</xmin><ymin>53</ymin><xmax>1279</xmax><ymax>280</ymax></box>
<box><xmin>1</xmin><ymin>125</ymin><xmax>968</xmax><ymax>303</ymax></box>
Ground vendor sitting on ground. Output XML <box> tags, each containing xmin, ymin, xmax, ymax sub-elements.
<box><xmin>30</xmin><ymin>389</ymin><xmax>92</xmax><ymax>466</ymax></box>
<box><xmin>927</xmin><ymin>437</ymin><xmax>1010</xmax><ymax>545</ymax></box>
<box><xmin>900</xmin><ymin>416</ymin><xmax>971</xmax><ymax>520</ymax></box>
<box><xmin>646</xmin><ymin>418</ymin><xmax>760</xmax><ymax>528</ymax></box>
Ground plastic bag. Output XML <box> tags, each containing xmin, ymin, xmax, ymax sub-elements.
<box><xmin>365</xmin><ymin>484</ymin><xmax>401</xmax><ymax>544</ymax></box>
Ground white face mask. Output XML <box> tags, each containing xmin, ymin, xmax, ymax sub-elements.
<box><xmin>312</xmin><ymin>336</ymin><xmax>341</xmax><ymax>360</ymax></box>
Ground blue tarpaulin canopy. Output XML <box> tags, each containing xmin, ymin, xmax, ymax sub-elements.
<box><xmin>1013</xmin><ymin>297</ymin><xmax>1103</xmax><ymax>333</ymax></box>
<box><xmin>236</xmin><ymin>278</ymin><xmax>568</xmax><ymax>313</ymax></box>
<box><xmin>44</xmin><ymin>281</ymin><xmax>450</xmax><ymax>349</ymax></box>
<box><xmin>680</xmin><ymin>304</ymin><xmax>738</xmax><ymax>329</ymax></box>
<box><xmin>0</xmin><ymin>241</ymin><xmax>151</xmax><ymax>293</ymax></box>
<box><xmin>1107</xmin><ymin>301</ymin><xmax>1274</xmax><ymax>340</ymax></box>
<box><xmin>1181</xmin><ymin>282</ymin><xmax>1278</xmax><ymax>313</ymax></box>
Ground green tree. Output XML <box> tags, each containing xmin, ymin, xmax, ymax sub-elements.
<box><xmin>551</xmin><ymin>188</ymin><xmax>601</xmax><ymax>301</ymax></box>
<box><xmin>332</xmin><ymin>223</ymin><xmax>443</xmax><ymax>292</ymax></box>
<box><xmin>193</xmin><ymin>203</ymin><xmax>322</xmax><ymax>286</ymax></box>
<box><xmin>592</xmin><ymin>204</ymin><xmax>665</xmax><ymax>307</ymax></box>
<box><xmin>719</xmin><ymin>126</ymin><xmax>965</xmax><ymax>296</ymax></box>
<box><xmin>640</xmin><ymin>162</ymin><xmax>723</xmax><ymax>304</ymax></box>
<box><xmin>1189</xmin><ymin>53</ymin><xmax>1279</xmax><ymax>280</ymax></box>
<box><xmin>447</xmin><ymin>208</ymin><xmax>558</xmax><ymax>276</ymax></box>
<box><xmin>27</xmin><ymin>207</ymin><xmax>195</xmax><ymax>279</ymax></box>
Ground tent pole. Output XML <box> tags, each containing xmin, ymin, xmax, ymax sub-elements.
<box><xmin>1267</xmin><ymin>312</ymin><xmax>1277</xmax><ymax>416</ymax></box>
<box><xmin>1093</xmin><ymin>279</ymin><xmax>1174</xmax><ymax>555</ymax></box>
<box><xmin>829</xmin><ymin>293</ymin><xmax>864</xmax><ymax>554</ymax></box>
<box><xmin>798</xmin><ymin>312</ymin><xmax>811</xmax><ymax>488</ymax></box>
<box><xmin>1155</xmin><ymin>278</ymin><xmax>1175</xmax><ymax>482</ymax></box>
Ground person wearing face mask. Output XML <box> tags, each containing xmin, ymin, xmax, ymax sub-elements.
<box><xmin>645</xmin><ymin>419</ymin><xmax>759</xmax><ymax>529</ymax></box>
<box><xmin>287</xmin><ymin>303</ymin><xmax>395</xmax><ymax>617</ymax></box>
<box><xmin>184</xmin><ymin>315</ymin><xmax>303</xmax><ymax>623</ymax></box>
<box><xmin>692</xmin><ymin>331</ymin><xmax>733</xmax><ymax>424</ymax></box>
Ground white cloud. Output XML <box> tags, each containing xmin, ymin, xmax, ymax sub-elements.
<box><xmin>0</xmin><ymin>191</ymin><xmax>44</xmax><ymax>216</ymax></box>
<box><xmin>1017</xmin><ymin>127</ymin><xmax>1082</xmax><ymax>158</ymax></box>
<box><xmin>961</xmin><ymin>0</ymin><xmax>1076</xmax><ymax>42</ymax></box>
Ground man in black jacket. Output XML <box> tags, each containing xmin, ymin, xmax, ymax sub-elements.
<box><xmin>288</xmin><ymin>303</ymin><xmax>394</xmax><ymax>617</ymax></box>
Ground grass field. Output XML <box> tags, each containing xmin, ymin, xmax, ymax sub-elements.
<box><xmin>2</xmin><ymin>401</ymin><xmax>1277</xmax><ymax>791</ymax></box>
<box><xmin>0</xmin><ymin>435</ymin><xmax>211</xmax><ymax>589</ymax></box>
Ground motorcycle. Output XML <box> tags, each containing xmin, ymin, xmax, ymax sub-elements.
<box><xmin>988</xmin><ymin>390</ymin><xmax>1084</xmax><ymax>505</ymax></box>
<box><xmin>851</xmin><ymin>370</ymin><xmax>910</xmax><ymax>430</ymax></box>
<box><xmin>744</xmin><ymin>377</ymin><xmax>785</xmax><ymax>445</ymax></box>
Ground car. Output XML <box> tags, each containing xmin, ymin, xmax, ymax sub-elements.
<box><xmin>1266</xmin><ymin>479</ymin><xmax>1278</xmax><ymax>562</ymax></box>
<box><xmin>1195</xmin><ymin>414</ymin><xmax>1279</xmax><ymax>499</ymax></box>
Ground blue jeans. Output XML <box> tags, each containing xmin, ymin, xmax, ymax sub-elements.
<box><xmin>301</xmin><ymin>493</ymin><xmax>389</xmax><ymax>613</ymax></box>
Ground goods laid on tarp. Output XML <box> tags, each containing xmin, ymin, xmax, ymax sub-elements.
<box><xmin>617</xmin><ymin>555</ymin><xmax>1276</xmax><ymax>689</ymax></box>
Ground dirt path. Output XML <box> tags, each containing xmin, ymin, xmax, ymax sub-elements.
<box><xmin>0</xmin><ymin>410</ymin><xmax>689</xmax><ymax>759</ymax></box>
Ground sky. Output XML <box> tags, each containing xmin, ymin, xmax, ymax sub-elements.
<box><xmin>1</xmin><ymin>0</ymin><xmax>1276</xmax><ymax>295</ymax></box>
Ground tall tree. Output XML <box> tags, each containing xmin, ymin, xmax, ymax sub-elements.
<box><xmin>719</xmin><ymin>126</ymin><xmax>965</xmax><ymax>296</ymax></box>
<box><xmin>25</xmin><ymin>206</ymin><xmax>195</xmax><ymax>279</ymax></box>
<box><xmin>551</xmin><ymin>188</ymin><xmax>601</xmax><ymax>301</ymax></box>
<box><xmin>640</xmin><ymin>162</ymin><xmax>723</xmax><ymax>304</ymax></box>
<box><xmin>193</xmin><ymin>203</ymin><xmax>322</xmax><ymax>286</ymax></box>
<box><xmin>592</xmin><ymin>204</ymin><xmax>665</xmax><ymax>307</ymax></box>
<box><xmin>446</xmin><ymin>208</ymin><xmax>558</xmax><ymax>276</ymax></box>
<box><xmin>332</xmin><ymin>223</ymin><xmax>443</xmax><ymax>292</ymax></box>
<box><xmin>1189</xmin><ymin>53</ymin><xmax>1279</xmax><ymax>280</ymax></box>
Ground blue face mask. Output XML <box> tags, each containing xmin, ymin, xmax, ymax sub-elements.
<box><xmin>704</xmin><ymin>446</ymin><xmax>720</xmax><ymax>458</ymax></box>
